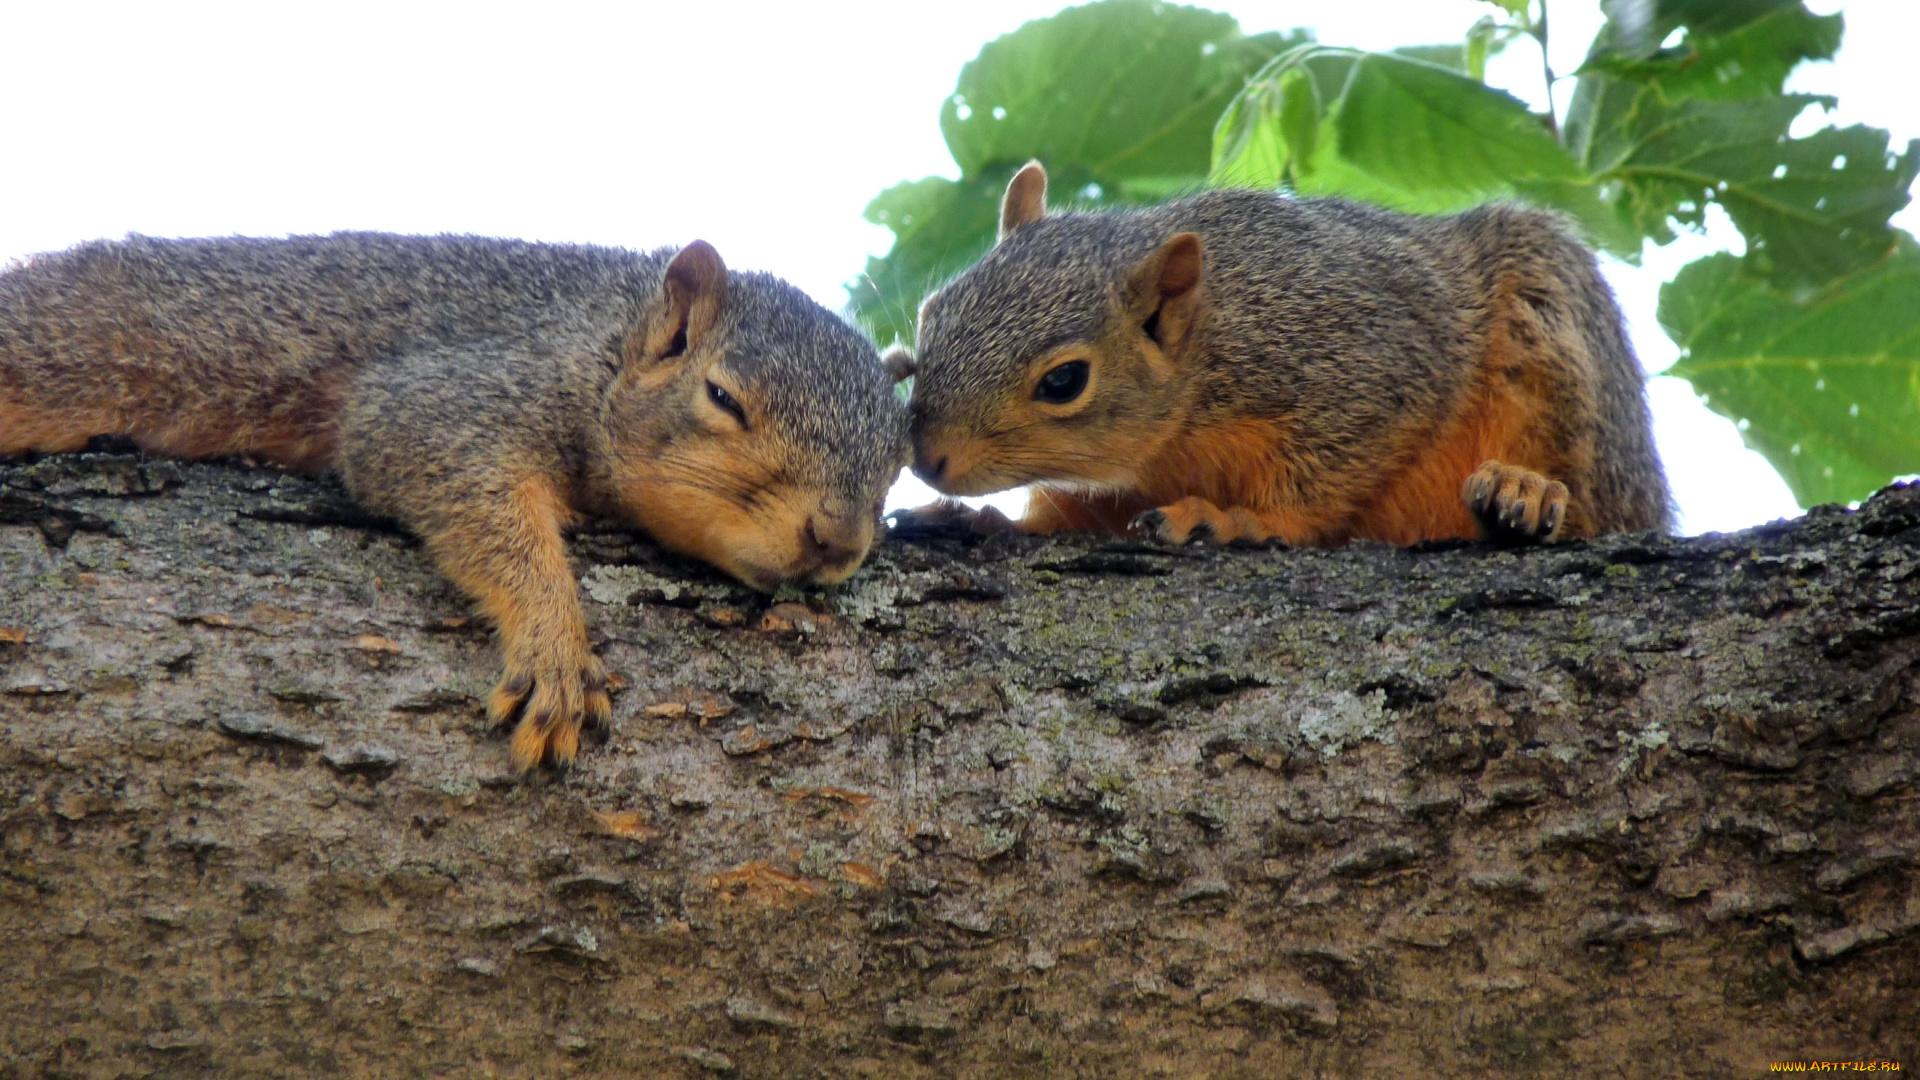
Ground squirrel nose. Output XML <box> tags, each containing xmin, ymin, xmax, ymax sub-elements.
<box><xmin>804</xmin><ymin>515</ymin><xmax>867</xmax><ymax>570</ymax></box>
<box><xmin>911</xmin><ymin>453</ymin><xmax>948</xmax><ymax>486</ymax></box>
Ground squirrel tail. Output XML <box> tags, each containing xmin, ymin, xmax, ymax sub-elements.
<box><xmin>1555</xmin><ymin>239</ymin><xmax>1676</xmax><ymax>534</ymax></box>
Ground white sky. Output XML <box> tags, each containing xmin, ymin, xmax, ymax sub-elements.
<box><xmin>3</xmin><ymin>1</ymin><xmax>1911</xmax><ymax>535</ymax></box>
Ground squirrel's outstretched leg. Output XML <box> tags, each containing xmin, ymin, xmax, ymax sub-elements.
<box><xmin>335</xmin><ymin>340</ymin><xmax>618</xmax><ymax>773</ymax></box>
<box><xmin>1463</xmin><ymin>460</ymin><xmax>1570</xmax><ymax>542</ymax></box>
<box><xmin>417</xmin><ymin>473</ymin><xmax>612</xmax><ymax>772</ymax></box>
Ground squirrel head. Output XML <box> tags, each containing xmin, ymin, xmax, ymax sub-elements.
<box><xmin>902</xmin><ymin>162</ymin><xmax>1209</xmax><ymax>497</ymax></box>
<box><xmin>598</xmin><ymin>241</ymin><xmax>906</xmax><ymax>591</ymax></box>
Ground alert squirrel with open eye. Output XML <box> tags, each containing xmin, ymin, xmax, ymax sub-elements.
<box><xmin>891</xmin><ymin>162</ymin><xmax>1672</xmax><ymax>545</ymax></box>
<box><xmin>0</xmin><ymin>233</ymin><xmax>905</xmax><ymax>771</ymax></box>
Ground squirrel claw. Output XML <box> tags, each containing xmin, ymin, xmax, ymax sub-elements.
<box><xmin>1465</xmin><ymin>461</ymin><xmax>1570</xmax><ymax>543</ymax></box>
<box><xmin>1542</xmin><ymin>499</ymin><xmax>1566</xmax><ymax>537</ymax></box>
<box><xmin>1129</xmin><ymin>508</ymin><xmax>1175</xmax><ymax>543</ymax></box>
<box><xmin>1133</xmin><ymin>499</ymin><xmax>1247</xmax><ymax>545</ymax></box>
<box><xmin>1131</xmin><ymin>507</ymin><xmax>1215</xmax><ymax>546</ymax></box>
<box><xmin>491</xmin><ymin>656</ymin><xmax>613</xmax><ymax>773</ymax></box>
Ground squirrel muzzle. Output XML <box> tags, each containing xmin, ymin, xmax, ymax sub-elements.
<box><xmin>907</xmin><ymin>426</ymin><xmax>1010</xmax><ymax>497</ymax></box>
<box><xmin>910</xmin><ymin>446</ymin><xmax>949</xmax><ymax>488</ymax></box>
<box><xmin>620</xmin><ymin>477</ymin><xmax>880</xmax><ymax>593</ymax></box>
<box><xmin>797</xmin><ymin>511</ymin><xmax>874</xmax><ymax>585</ymax></box>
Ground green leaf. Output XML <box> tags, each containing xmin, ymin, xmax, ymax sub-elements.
<box><xmin>852</xmin><ymin>0</ymin><xmax>1305</xmax><ymax>344</ymax></box>
<box><xmin>941</xmin><ymin>2</ymin><xmax>1285</xmax><ymax>182</ymax></box>
<box><xmin>1211</xmin><ymin>61</ymin><xmax>1318</xmax><ymax>190</ymax></box>
<box><xmin>1213</xmin><ymin>47</ymin><xmax>1633</xmax><ymax>249</ymax></box>
<box><xmin>1662</xmin><ymin>245</ymin><xmax>1920</xmax><ymax>506</ymax></box>
<box><xmin>1211</xmin><ymin>75</ymin><xmax>1287</xmax><ymax>190</ymax></box>
<box><xmin>1221</xmin><ymin>45</ymin><xmax>1357</xmax><ymax>190</ymax></box>
<box><xmin>1728</xmin><ymin>126</ymin><xmax>1920</xmax><ymax>284</ymax></box>
<box><xmin>1563</xmin><ymin>0</ymin><xmax>1909</xmax><ymax>287</ymax></box>
<box><xmin>1566</xmin><ymin>1</ymin><xmax>1839</xmax><ymax>167</ymax></box>
<box><xmin>847</xmin><ymin>175</ymin><xmax>1002</xmax><ymax>350</ymax></box>
<box><xmin>1575</xmin><ymin>90</ymin><xmax>1819</xmax><ymax>243</ymax></box>
<box><xmin>1327</xmin><ymin>52</ymin><xmax>1581</xmax><ymax>203</ymax></box>
<box><xmin>1216</xmin><ymin>47</ymin><xmax>1570</xmax><ymax>206</ymax></box>
<box><xmin>1392</xmin><ymin>44</ymin><xmax>1468</xmax><ymax>74</ymax></box>
<box><xmin>1570</xmin><ymin>80</ymin><xmax>1918</xmax><ymax>286</ymax></box>
<box><xmin>1583</xmin><ymin>0</ymin><xmax>1841</xmax><ymax>101</ymax></box>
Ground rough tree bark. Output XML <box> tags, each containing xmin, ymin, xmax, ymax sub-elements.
<box><xmin>0</xmin><ymin>453</ymin><xmax>1916</xmax><ymax>1079</ymax></box>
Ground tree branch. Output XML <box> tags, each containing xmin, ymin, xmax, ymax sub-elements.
<box><xmin>1</xmin><ymin>454</ymin><xmax>1916</xmax><ymax>1075</ymax></box>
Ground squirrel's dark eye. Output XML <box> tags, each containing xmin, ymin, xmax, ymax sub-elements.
<box><xmin>707</xmin><ymin>381</ymin><xmax>748</xmax><ymax>428</ymax></box>
<box><xmin>1033</xmin><ymin>360</ymin><xmax>1090</xmax><ymax>405</ymax></box>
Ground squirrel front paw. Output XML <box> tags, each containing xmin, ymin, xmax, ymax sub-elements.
<box><xmin>1132</xmin><ymin>497</ymin><xmax>1275</xmax><ymax>545</ymax></box>
<box><xmin>886</xmin><ymin>498</ymin><xmax>1017</xmax><ymax>540</ymax></box>
<box><xmin>1463</xmin><ymin>461</ymin><xmax>1570</xmax><ymax>543</ymax></box>
<box><xmin>490</xmin><ymin>651</ymin><xmax>613</xmax><ymax>773</ymax></box>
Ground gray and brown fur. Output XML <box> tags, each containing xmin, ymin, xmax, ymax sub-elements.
<box><xmin>900</xmin><ymin>162</ymin><xmax>1671</xmax><ymax>546</ymax></box>
<box><xmin>1</xmin><ymin>232</ymin><xmax>906</xmax><ymax>770</ymax></box>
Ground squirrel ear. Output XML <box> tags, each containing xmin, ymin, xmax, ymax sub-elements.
<box><xmin>882</xmin><ymin>347</ymin><xmax>917</xmax><ymax>383</ymax></box>
<box><xmin>1127</xmin><ymin>232</ymin><xmax>1206</xmax><ymax>356</ymax></box>
<box><xmin>631</xmin><ymin>240</ymin><xmax>728</xmax><ymax>368</ymax></box>
<box><xmin>998</xmin><ymin>161</ymin><xmax>1049</xmax><ymax>243</ymax></box>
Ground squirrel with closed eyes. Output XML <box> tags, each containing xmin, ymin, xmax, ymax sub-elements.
<box><xmin>1</xmin><ymin>232</ymin><xmax>905</xmax><ymax>771</ymax></box>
